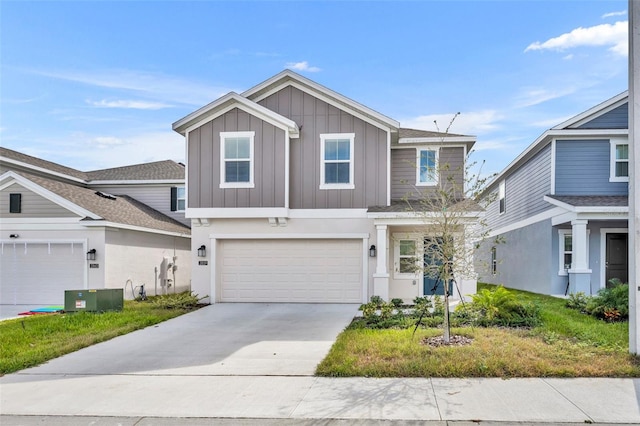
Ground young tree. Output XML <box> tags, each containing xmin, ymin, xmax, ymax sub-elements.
<box><xmin>399</xmin><ymin>114</ymin><xmax>497</xmax><ymax>343</ymax></box>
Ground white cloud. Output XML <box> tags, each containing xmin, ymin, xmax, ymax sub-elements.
<box><xmin>525</xmin><ymin>21</ymin><xmax>628</xmax><ymax>57</ymax></box>
<box><xmin>401</xmin><ymin>110</ymin><xmax>504</xmax><ymax>136</ymax></box>
<box><xmin>87</xmin><ymin>99</ymin><xmax>172</xmax><ymax>110</ymax></box>
<box><xmin>29</xmin><ymin>68</ymin><xmax>232</xmax><ymax>106</ymax></box>
<box><xmin>285</xmin><ymin>61</ymin><xmax>321</xmax><ymax>72</ymax></box>
<box><xmin>514</xmin><ymin>87</ymin><xmax>577</xmax><ymax>108</ymax></box>
<box><xmin>602</xmin><ymin>10</ymin><xmax>627</xmax><ymax>19</ymax></box>
<box><xmin>92</xmin><ymin>136</ymin><xmax>127</xmax><ymax>148</ymax></box>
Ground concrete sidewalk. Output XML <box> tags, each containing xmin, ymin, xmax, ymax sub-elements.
<box><xmin>2</xmin><ymin>374</ymin><xmax>639</xmax><ymax>423</ymax></box>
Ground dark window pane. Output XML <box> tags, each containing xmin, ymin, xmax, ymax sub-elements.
<box><xmin>225</xmin><ymin>160</ymin><xmax>250</xmax><ymax>182</ymax></box>
<box><xmin>616</xmin><ymin>162</ymin><xmax>628</xmax><ymax>177</ymax></box>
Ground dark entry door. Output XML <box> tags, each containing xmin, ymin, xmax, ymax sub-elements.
<box><xmin>423</xmin><ymin>238</ymin><xmax>452</xmax><ymax>296</ymax></box>
<box><xmin>606</xmin><ymin>233</ymin><xmax>628</xmax><ymax>287</ymax></box>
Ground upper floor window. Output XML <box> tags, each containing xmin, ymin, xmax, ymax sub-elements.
<box><xmin>220</xmin><ymin>131</ymin><xmax>254</xmax><ymax>188</ymax></box>
<box><xmin>417</xmin><ymin>148</ymin><xmax>438</xmax><ymax>186</ymax></box>
<box><xmin>320</xmin><ymin>133</ymin><xmax>355</xmax><ymax>190</ymax></box>
<box><xmin>171</xmin><ymin>187</ymin><xmax>185</xmax><ymax>212</ymax></box>
<box><xmin>610</xmin><ymin>141</ymin><xmax>629</xmax><ymax>182</ymax></box>
<box><xmin>498</xmin><ymin>180</ymin><xmax>506</xmax><ymax>214</ymax></box>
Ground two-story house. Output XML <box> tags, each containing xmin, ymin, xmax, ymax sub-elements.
<box><xmin>477</xmin><ymin>92</ymin><xmax>629</xmax><ymax>295</ymax></box>
<box><xmin>173</xmin><ymin>70</ymin><xmax>480</xmax><ymax>304</ymax></box>
<box><xmin>0</xmin><ymin>147</ymin><xmax>191</xmax><ymax>305</ymax></box>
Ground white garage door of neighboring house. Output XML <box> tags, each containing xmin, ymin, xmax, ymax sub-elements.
<box><xmin>220</xmin><ymin>239</ymin><xmax>363</xmax><ymax>303</ymax></box>
<box><xmin>1</xmin><ymin>242</ymin><xmax>85</xmax><ymax>305</ymax></box>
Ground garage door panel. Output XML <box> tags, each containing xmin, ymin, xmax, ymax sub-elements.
<box><xmin>220</xmin><ymin>239</ymin><xmax>362</xmax><ymax>303</ymax></box>
<box><xmin>1</xmin><ymin>242</ymin><xmax>84</xmax><ymax>305</ymax></box>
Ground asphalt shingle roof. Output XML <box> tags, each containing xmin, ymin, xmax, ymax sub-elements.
<box><xmin>0</xmin><ymin>147</ymin><xmax>89</xmax><ymax>181</ymax></box>
<box><xmin>398</xmin><ymin>128</ymin><xmax>467</xmax><ymax>139</ymax></box>
<box><xmin>368</xmin><ymin>198</ymin><xmax>483</xmax><ymax>213</ymax></box>
<box><xmin>16</xmin><ymin>171</ymin><xmax>190</xmax><ymax>235</ymax></box>
<box><xmin>87</xmin><ymin>160</ymin><xmax>185</xmax><ymax>181</ymax></box>
<box><xmin>546</xmin><ymin>195</ymin><xmax>628</xmax><ymax>207</ymax></box>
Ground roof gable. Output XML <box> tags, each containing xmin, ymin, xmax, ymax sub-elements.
<box><xmin>172</xmin><ymin>92</ymin><xmax>299</xmax><ymax>136</ymax></box>
<box><xmin>242</xmin><ymin>70</ymin><xmax>400</xmax><ymax>132</ymax></box>
<box><xmin>553</xmin><ymin>91</ymin><xmax>628</xmax><ymax>130</ymax></box>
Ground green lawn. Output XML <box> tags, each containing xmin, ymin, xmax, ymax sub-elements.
<box><xmin>316</xmin><ymin>285</ymin><xmax>640</xmax><ymax>378</ymax></box>
<box><xmin>0</xmin><ymin>296</ymin><xmax>200</xmax><ymax>375</ymax></box>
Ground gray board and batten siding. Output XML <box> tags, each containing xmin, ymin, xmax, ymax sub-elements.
<box><xmin>485</xmin><ymin>143</ymin><xmax>553</xmax><ymax>231</ymax></box>
<box><xmin>258</xmin><ymin>85</ymin><xmax>388</xmax><ymax>209</ymax></box>
<box><xmin>187</xmin><ymin>108</ymin><xmax>287</xmax><ymax>209</ymax></box>
<box><xmin>555</xmin><ymin>139</ymin><xmax>628</xmax><ymax>196</ymax></box>
<box><xmin>391</xmin><ymin>147</ymin><xmax>465</xmax><ymax>200</ymax></box>
<box><xmin>0</xmin><ymin>182</ymin><xmax>77</xmax><ymax>218</ymax></box>
<box><xmin>575</xmin><ymin>103</ymin><xmax>628</xmax><ymax>129</ymax></box>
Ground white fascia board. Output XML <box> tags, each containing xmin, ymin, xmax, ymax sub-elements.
<box><xmin>368</xmin><ymin>211</ymin><xmax>482</xmax><ymax>221</ymax></box>
<box><xmin>81</xmin><ymin>221</ymin><xmax>191</xmax><ymax>238</ymax></box>
<box><xmin>1</xmin><ymin>238</ymin><xmax>86</xmax><ymax>245</ymax></box>
<box><xmin>543</xmin><ymin>195</ymin><xmax>628</xmax><ymax>214</ymax></box>
<box><xmin>552</xmin><ymin>91</ymin><xmax>629</xmax><ymax>130</ymax></box>
<box><xmin>0</xmin><ymin>171</ymin><xmax>101</xmax><ymax>219</ymax></box>
<box><xmin>242</xmin><ymin>70</ymin><xmax>400</xmax><ymax>131</ymax></box>
<box><xmin>89</xmin><ymin>180</ymin><xmax>184</xmax><ymax>185</ymax></box>
<box><xmin>371</xmin><ymin>216</ymin><xmax>479</xmax><ymax>227</ymax></box>
<box><xmin>186</xmin><ymin>207</ymin><xmax>288</xmax><ymax>219</ymax></box>
<box><xmin>398</xmin><ymin>137</ymin><xmax>476</xmax><ymax>151</ymax></box>
<box><xmin>0</xmin><ymin>157</ymin><xmax>87</xmax><ymax>184</ymax></box>
<box><xmin>288</xmin><ymin>209</ymin><xmax>368</xmax><ymax>219</ymax></box>
<box><xmin>173</xmin><ymin>92</ymin><xmax>299</xmax><ymax>137</ymax></box>
<box><xmin>391</xmin><ymin>143</ymin><xmax>471</xmax><ymax>151</ymax></box>
<box><xmin>211</xmin><ymin>233</ymin><xmax>369</xmax><ymax>240</ymax></box>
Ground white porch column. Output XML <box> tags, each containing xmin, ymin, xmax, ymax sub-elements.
<box><xmin>373</xmin><ymin>224</ymin><xmax>390</xmax><ymax>300</ymax></box>
<box><xmin>568</xmin><ymin>219</ymin><xmax>591</xmax><ymax>294</ymax></box>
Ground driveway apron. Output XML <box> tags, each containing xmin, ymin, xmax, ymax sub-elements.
<box><xmin>14</xmin><ymin>303</ymin><xmax>359</xmax><ymax>376</ymax></box>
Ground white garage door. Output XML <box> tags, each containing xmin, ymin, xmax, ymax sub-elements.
<box><xmin>1</xmin><ymin>242</ymin><xmax>85</xmax><ymax>305</ymax></box>
<box><xmin>220</xmin><ymin>239</ymin><xmax>363</xmax><ymax>303</ymax></box>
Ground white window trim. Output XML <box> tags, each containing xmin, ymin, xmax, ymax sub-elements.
<box><xmin>498</xmin><ymin>180</ymin><xmax>506</xmax><ymax>215</ymax></box>
<box><xmin>416</xmin><ymin>147</ymin><xmax>439</xmax><ymax>186</ymax></box>
<box><xmin>609</xmin><ymin>139</ymin><xmax>629</xmax><ymax>182</ymax></box>
<box><xmin>393</xmin><ymin>234</ymin><xmax>420</xmax><ymax>279</ymax></box>
<box><xmin>319</xmin><ymin>133</ymin><xmax>355</xmax><ymax>190</ymax></box>
<box><xmin>176</xmin><ymin>186</ymin><xmax>186</xmax><ymax>212</ymax></box>
<box><xmin>220</xmin><ymin>131</ymin><xmax>255</xmax><ymax>189</ymax></box>
<box><xmin>558</xmin><ymin>229</ymin><xmax>590</xmax><ymax>276</ymax></box>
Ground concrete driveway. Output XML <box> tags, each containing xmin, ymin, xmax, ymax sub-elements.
<box><xmin>9</xmin><ymin>303</ymin><xmax>359</xmax><ymax>377</ymax></box>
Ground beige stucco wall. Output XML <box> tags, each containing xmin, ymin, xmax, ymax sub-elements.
<box><xmin>105</xmin><ymin>229</ymin><xmax>191</xmax><ymax>298</ymax></box>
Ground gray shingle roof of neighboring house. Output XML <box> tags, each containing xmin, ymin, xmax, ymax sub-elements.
<box><xmin>16</xmin><ymin>171</ymin><xmax>190</xmax><ymax>235</ymax></box>
<box><xmin>546</xmin><ymin>195</ymin><xmax>629</xmax><ymax>207</ymax></box>
<box><xmin>368</xmin><ymin>198</ymin><xmax>483</xmax><ymax>213</ymax></box>
<box><xmin>398</xmin><ymin>128</ymin><xmax>467</xmax><ymax>139</ymax></box>
<box><xmin>1</xmin><ymin>147</ymin><xmax>185</xmax><ymax>182</ymax></box>
<box><xmin>0</xmin><ymin>147</ymin><xmax>89</xmax><ymax>181</ymax></box>
<box><xmin>87</xmin><ymin>160</ymin><xmax>185</xmax><ymax>181</ymax></box>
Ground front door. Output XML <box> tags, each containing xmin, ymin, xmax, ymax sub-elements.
<box><xmin>423</xmin><ymin>238</ymin><xmax>452</xmax><ymax>296</ymax></box>
<box><xmin>606</xmin><ymin>233</ymin><xmax>628</xmax><ymax>287</ymax></box>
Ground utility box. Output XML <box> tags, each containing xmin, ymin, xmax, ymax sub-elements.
<box><xmin>64</xmin><ymin>289</ymin><xmax>123</xmax><ymax>312</ymax></box>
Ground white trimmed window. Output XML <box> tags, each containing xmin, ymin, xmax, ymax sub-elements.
<box><xmin>176</xmin><ymin>187</ymin><xmax>186</xmax><ymax>211</ymax></box>
<box><xmin>220</xmin><ymin>131</ymin><xmax>255</xmax><ymax>188</ymax></box>
<box><xmin>610</xmin><ymin>140</ymin><xmax>629</xmax><ymax>182</ymax></box>
<box><xmin>498</xmin><ymin>180</ymin><xmax>506</xmax><ymax>214</ymax></box>
<box><xmin>417</xmin><ymin>148</ymin><xmax>438</xmax><ymax>186</ymax></box>
<box><xmin>394</xmin><ymin>238</ymin><xmax>419</xmax><ymax>278</ymax></box>
<box><xmin>558</xmin><ymin>229</ymin><xmax>590</xmax><ymax>275</ymax></box>
<box><xmin>320</xmin><ymin>133</ymin><xmax>355</xmax><ymax>189</ymax></box>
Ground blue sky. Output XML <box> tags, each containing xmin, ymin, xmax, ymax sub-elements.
<box><xmin>1</xmin><ymin>1</ymin><xmax>629</xmax><ymax>177</ymax></box>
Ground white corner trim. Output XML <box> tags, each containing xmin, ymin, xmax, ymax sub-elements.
<box><xmin>387</xmin><ymin>131</ymin><xmax>391</xmax><ymax>206</ymax></box>
<box><xmin>550</xmin><ymin>139</ymin><xmax>556</xmax><ymax>195</ymax></box>
<box><xmin>0</xmin><ymin>171</ymin><xmax>101</xmax><ymax>219</ymax></box>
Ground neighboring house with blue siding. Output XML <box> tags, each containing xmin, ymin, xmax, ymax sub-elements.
<box><xmin>477</xmin><ymin>92</ymin><xmax>630</xmax><ymax>295</ymax></box>
<box><xmin>173</xmin><ymin>70</ymin><xmax>482</xmax><ymax>304</ymax></box>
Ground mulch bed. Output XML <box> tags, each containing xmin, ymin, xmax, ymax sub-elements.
<box><xmin>422</xmin><ymin>334</ymin><xmax>473</xmax><ymax>347</ymax></box>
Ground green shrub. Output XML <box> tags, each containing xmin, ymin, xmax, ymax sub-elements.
<box><xmin>459</xmin><ymin>285</ymin><xmax>541</xmax><ymax>327</ymax></box>
<box><xmin>565</xmin><ymin>292</ymin><xmax>588</xmax><ymax>312</ymax></box>
<box><xmin>150</xmin><ymin>291</ymin><xmax>204</xmax><ymax>310</ymax></box>
<box><xmin>585</xmin><ymin>281</ymin><xmax>629</xmax><ymax>321</ymax></box>
<box><xmin>411</xmin><ymin>296</ymin><xmax>433</xmax><ymax>318</ymax></box>
<box><xmin>369</xmin><ymin>295</ymin><xmax>384</xmax><ymax>308</ymax></box>
<box><xmin>390</xmin><ymin>298</ymin><xmax>404</xmax><ymax>308</ymax></box>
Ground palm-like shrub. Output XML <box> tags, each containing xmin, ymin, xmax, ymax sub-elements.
<box><xmin>460</xmin><ymin>285</ymin><xmax>540</xmax><ymax>327</ymax></box>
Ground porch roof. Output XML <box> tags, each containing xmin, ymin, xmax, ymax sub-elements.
<box><xmin>545</xmin><ymin>195</ymin><xmax>628</xmax><ymax>208</ymax></box>
<box><xmin>368</xmin><ymin>198</ymin><xmax>483</xmax><ymax>213</ymax></box>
